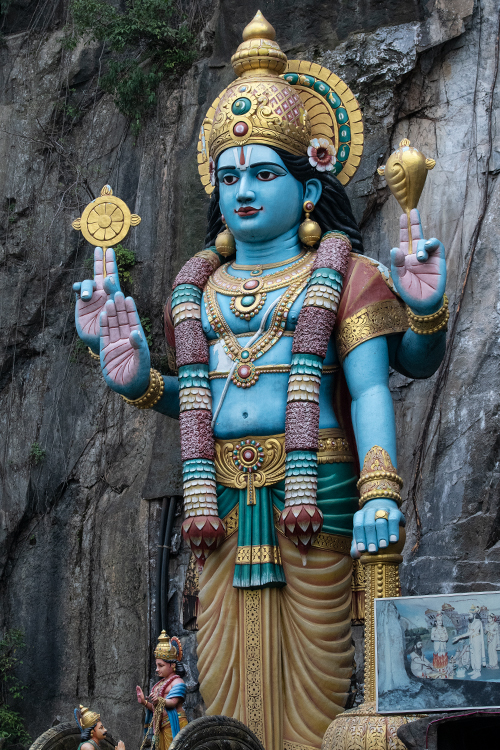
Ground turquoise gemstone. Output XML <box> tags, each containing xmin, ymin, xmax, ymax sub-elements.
<box><xmin>241</xmin><ymin>350</ymin><xmax>250</xmax><ymax>359</ymax></box>
<box><xmin>241</xmin><ymin>295</ymin><xmax>256</xmax><ymax>307</ymax></box>
<box><xmin>338</xmin><ymin>125</ymin><xmax>351</xmax><ymax>143</ymax></box>
<box><xmin>284</xmin><ymin>73</ymin><xmax>299</xmax><ymax>84</ymax></box>
<box><xmin>232</xmin><ymin>97</ymin><xmax>252</xmax><ymax>115</ymax></box>
<box><xmin>334</xmin><ymin>160</ymin><xmax>343</xmax><ymax>174</ymax></box>
<box><xmin>327</xmin><ymin>91</ymin><xmax>342</xmax><ymax>109</ymax></box>
<box><xmin>336</xmin><ymin>107</ymin><xmax>348</xmax><ymax>124</ymax></box>
<box><xmin>301</xmin><ymin>75</ymin><xmax>315</xmax><ymax>88</ymax></box>
<box><xmin>313</xmin><ymin>81</ymin><xmax>330</xmax><ymax>96</ymax></box>
<box><xmin>337</xmin><ymin>144</ymin><xmax>350</xmax><ymax>163</ymax></box>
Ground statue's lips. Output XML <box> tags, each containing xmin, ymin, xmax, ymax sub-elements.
<box><xmin>234</xmin><ymin>207</ymin><xmax>262</xmax><ymax>217</ymax></box>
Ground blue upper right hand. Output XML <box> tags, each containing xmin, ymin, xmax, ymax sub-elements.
<box><xmin>73</xmin><ymin>247</ymin><xmax>121</xmax><ymax>352</ymax></box>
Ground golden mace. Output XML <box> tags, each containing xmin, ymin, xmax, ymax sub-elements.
<box><xmin>377</xmin><ymin>139</ymin><xmax>435</xmax><ymax>255</ymax></box>
<box><xmin>71</xmin><ymin>185</ymin><xmax>141</xmax><ymax>276</ymax></box>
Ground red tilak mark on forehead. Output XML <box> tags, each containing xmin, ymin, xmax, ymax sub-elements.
<box><xmin>240</xmin><ymin>147</ymin><xmax>245</xmax><ymax>166</ymax></box>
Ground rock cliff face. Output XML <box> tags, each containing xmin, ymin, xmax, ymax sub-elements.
<box><xmin>1</xmin><ymin>0</ymin><xmax>498</xmax><ymax>745</ymax></box>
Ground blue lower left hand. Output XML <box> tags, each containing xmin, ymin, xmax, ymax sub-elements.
<box><xmin>351</xmin><ymin>498</ymin><xmax>405</xmax><ymax>557</ymax></box>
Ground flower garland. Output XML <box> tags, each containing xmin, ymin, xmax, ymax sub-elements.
<box><xmin>171</xmin><ymin>235</ymin><xmax>352</xmax><ymax>565</ymax></box>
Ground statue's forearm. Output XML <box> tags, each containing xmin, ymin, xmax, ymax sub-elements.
<box><xmin>389</xmin><ymin>329</ymin><xmax>446</xmax><ymax>379</ymax></box>
<box><xmin>344</xmin><ymin>337</ymin><xmax>397</xmax><ymax>466</ymax></box>
<box><xmin>152</xmin><ymin>375</ymin><xmax>180</xmax><ymax>419</ymax></box>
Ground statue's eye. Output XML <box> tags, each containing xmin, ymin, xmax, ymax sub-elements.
<box><xmin>256</xmin><ymin>170</ymin><xmax>278</xmax><ymax>181</ymax></box>
<box><xmin>222</xmin><ymin>174</ymin><xmax>239</xmax><ymax>185</ymax></box>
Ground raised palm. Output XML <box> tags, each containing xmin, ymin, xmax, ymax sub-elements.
<box><xmin>100</xmin><ymin>292</ymin><xmax>151</xmax><ymax>398</ymax></box>
<box><xmin>73</xmin><ymin>247</ymin><xmax>121</xmax><ymax>352</ymax></box>
<box><xmin>390</xmin><ymin>209</ymin><xmax>446</xmax><ymax>315</ymax></box>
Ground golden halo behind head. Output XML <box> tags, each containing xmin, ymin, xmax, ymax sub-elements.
<box><xmin>197</xmin><ymin>11</ymin><xmax>363</xmax><ymax>194</ymax></box>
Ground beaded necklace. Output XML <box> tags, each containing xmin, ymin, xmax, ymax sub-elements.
<box><xmin>205</xmin><ymin>274</ymin><xmax>308</xmax><ymax>387</ymax></box>
<box><xmin>210</xmin><ymin>252</ymin><xmax>313</xmax><ymax>320</ymax></box>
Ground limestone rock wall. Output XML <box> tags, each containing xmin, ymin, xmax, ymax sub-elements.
<box><xmin>1</xmin><ymin>0</ymin><xmax>499</xmax><ymax>745</ymax></box>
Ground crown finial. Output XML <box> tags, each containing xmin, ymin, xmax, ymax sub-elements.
<box><xmin>242</xmin><ymin>10</ymin><xmax>276</xmax><ymax>41</ymax></box>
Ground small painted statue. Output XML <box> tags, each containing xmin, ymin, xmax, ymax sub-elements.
<box><xmin>136</xmin><ymin>632</ymin><xmax>188</xmax><ymax>748</ymax></box>
<box><xmin>73</xmin><ymin>11</ymin><xmax>448</xmax><ymax>750</ymax></box>
<box><xmin>74</xmin><ymin>705</ymin><xmax>124</xmax><ymax>750</ymax></box>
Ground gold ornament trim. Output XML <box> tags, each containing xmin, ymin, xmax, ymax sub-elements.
<box><xmin>244</xmin><ymin>589</ymin><xmax>265</xmax><ymax>744</ymax></box>
<box><xmin>407</xmin><ymin>294</ymin><xmax>449</xmax><ymax>335</ymax></box>
<box><xmin>208</xmin><ymin>363</ymin><xmax>339</xmax><ymax>378</ymax></box>
<box><xmin>283</xmin><ymin>60</ymin><xmax>364</xmax><ymax>186</ymax></box>
<box><xmin>236</xmin><ymin>544</ymin><xmax>282</xmax><ymax>565</ymax></box>
<box><xmin>121</xmin><ymin>368</ymin><xmax>164</xmax><ymax>409</ymax></box>
<box><xmin>335</xmin><ymin>298</ymin><xmax>409</xmax><ymax>362</ymax></box>
<box><xmin>358</xmin><ymin>446</ymin><xmax>402</xmax><ymax>509</ymax></box>
<box><xmin>317</xmin><ymin>428</ymin><xmax>354</xmax><ymax>463</ymax></box>
<box><xmin>71</xmin><ymin>185</ymin><xmax>141</xmax><ymax>252</ymax></box>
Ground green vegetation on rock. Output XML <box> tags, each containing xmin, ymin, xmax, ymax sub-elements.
<box><xmin>0</xmin><ymin>630</ymin><xmax>30</xmax><ymax>746</ymax></box>
<box><xmin>65</xmin><ymin>0</ymin><xmax>196</xmax><ymax>134</ymax></box>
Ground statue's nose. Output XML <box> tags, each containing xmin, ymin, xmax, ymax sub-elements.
<box><xmin>236</xmin><ymin>174</ymin><xmax>256</xmax><ymax>203</ymax></box>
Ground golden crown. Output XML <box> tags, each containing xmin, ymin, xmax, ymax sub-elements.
<box><xmin>77</xmin><ymin>705</ymin><xmax>100</xmax><ymax>729</ymax></box>
<box><xmin>198</xmin><ymin>10</ymin><xmax>363</xmax><ymax>194</ymax></box>
<box><xmin>154</xmin><ymin>631</ymin><xmax>183</xmax><ymax>661</ymax></box>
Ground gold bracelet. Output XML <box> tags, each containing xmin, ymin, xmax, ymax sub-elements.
<box><xmin>88</xmin><ymin>347</ymin><xmax>100</xmax><ymax>361</ymax></box>
<box><xmin>359</xmin><ymin>489</ymin><xmax>402</xmax><ymax>509</ymax></box>
<box><xmin>121</xmin><ymin>369</ymin><xmax>164</xmax><ymax>409</ymax></box>
<box><xmin>406</xmin><ymin>294</ymin><xmax>449</xmax><ymax>335</ymax></box>
<box><xmin>357</xmin><ymin>470</ymin><xmax>403</xmax><ymax>492</ymax></box>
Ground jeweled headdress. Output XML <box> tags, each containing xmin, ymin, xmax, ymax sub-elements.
<box><xmin>74</xmin><ymin>705</ymin><xmax>100</xmax><ymax>730</ymax></box>
<box><xmin>198</xmin><ymin>10</ymin><xmax>363</xmax><ymax>194</ymax></box>
<box><xmin>154</xmin><ymin>630</ymin><xmax>183</xmax><ymax>661</ymax></box>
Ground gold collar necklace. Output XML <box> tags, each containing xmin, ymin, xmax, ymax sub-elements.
<box><xmin>231</xmin><ymin>250</ymin><xmax>306</xmax><ymax>274</ymax></box>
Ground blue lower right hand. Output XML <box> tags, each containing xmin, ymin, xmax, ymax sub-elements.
<box><xmin>352</xmin><ymin>499</ymin><xmax>405</xmax><ymax>556</ymax></box>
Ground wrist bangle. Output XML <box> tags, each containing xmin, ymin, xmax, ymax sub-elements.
<box><xmin>406</xmin><ymin>294</ymin><xmax>449</xmax><ymax>335</ymax></box>
<box><xmin>121</xmin><ymin>369</ymin><xmax>164</xmax><ymax>409</ymax></box>
<box><xmin>359</xmin><ymin>489</ymin><xmax>403</xmax><ymax>508</ymax></box>
<box><xmin>88</xmin><ymin>347</ymin><xmax>100</xmax><ymax>361</ymax></box>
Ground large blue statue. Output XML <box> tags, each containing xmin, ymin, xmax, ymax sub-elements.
<box><xmin>72</xmin><ymin>12</ymin><xmax>447</xmax><ymax>750</ymax></box>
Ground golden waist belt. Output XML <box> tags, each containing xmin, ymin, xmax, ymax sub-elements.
<box><xmin>214</xmin><ymin>428</ymin><xmax>354</xmax><ymax>504</ymax></box>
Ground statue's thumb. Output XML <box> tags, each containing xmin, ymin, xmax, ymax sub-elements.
<box><xmin>130</xmin><ymin>330</ymin><xmax>143</xmax><ymax>349</ymax></box>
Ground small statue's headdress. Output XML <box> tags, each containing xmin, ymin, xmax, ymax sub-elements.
<box><xmin>198</xmin><ymin>10</ymin><xmax>363</xmax><ymax>194</ymax></box>
<box><xmin>154</xmin><ymin>631</ymin><xmax>183</xmax><ymax>662</ymax></box>
<box><xmin>470</xmin><ymin>605</ymin><xmax>480</xmax><ymax>614</ymax></box>
<box><xmin>74</xmin><ymin>705</ymin><xmax>100</xmax><ymax>732</ymax></box>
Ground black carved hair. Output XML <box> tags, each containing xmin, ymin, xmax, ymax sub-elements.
<box><xmin>204</xmin><ymin>147</ymin><xmax>363</xmax><ymax>253</ymax></box>
<box><xmin>166</xmin><ymin>660</ymin><xmax>186</xmax><ymax>677</ymax></box>
<box><xmin>80</xmin><ymin>726</ymin><xmax>97</xmax><ymax>742</ymax></box>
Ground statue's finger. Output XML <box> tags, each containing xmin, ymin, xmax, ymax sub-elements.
<box><xmin>100</xmin><ymin>310</ymin><xmax>110</xmax><ymax>348</ymax></box>
<box><xmin>113</xmin><ymin>291</ymin><xmax>128</xmax><ymax>332</ymax></box>
<box><xmin>353</xmin><ymin>510</ymin><xmax>367</xmax><ymax>552</ymax></box>
<box><xmin>410</xmin><ymin>208</ymin><xmax>424</xmax><ymax>241</ymax></box>
<box><xmin>105</xmin><ymin>299</ymin><xmax>120</xmax><ymax>343</ymax></box>
<box><xmin>416</xmin><ymin>239</ymin><xmax>429</xmax><ymax>263</ymax></box>
<box><xmin>125</xmin><ymin>296</ymin><xmax>141</xmax><ymax>330</ymax></box>
<box><xmin>94</xmin><ymin>247</ymin><xmax>104</xmax><ymax>288</ymax></box>
<box><xmin>391</xmin><ymin>246</ymin><xmax>406</xmax><ymax>269</ymax></box>
<box><xmin>399</xmin><ymin>213</ymin><xmax>410</xmax><ymax>254</ymax></box>
<box><xmin>350</xmin><ymin>538</ymin><xmax>361</xmax><ymax>559</ymax></box>
<box><xmin>130</xmin><ymin>329</ymin><xmax>143</xmax><ymax>349</ymax></box>
<box><xmin>364</xmin><ymin>507</ymin><xmax>378</xmax><ymax>552</ymax></box>
<box><xmin>81</xmin><ymin>279</ymin><xmax>97</xmax><ymax>301</ymax></box>
<box><xmin>73</xmin><ymin>282</ymin><xmax>82</xmax><ymax>295</ymax></box>
<box><xmin>105</xmin><ymin>248</ymin><xmax>120</xmax><ymax>284</ymax></box>
<box><xmin>375</xmin><ymin>517</ymin><xmax>389</xmax><ymax>548</ymax></box>
<box><xmin>103</xmin><ymin>275</ymin><xmax>119</xmax><ymax>297</ymax></box>
<box><xmin>388</xmin><ymin>510</ymin><xmax>401</xmax><ymax>543</ymax></box>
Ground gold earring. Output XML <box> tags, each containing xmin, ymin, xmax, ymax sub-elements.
<box><xmin>298</xmin><ymin>201</ymin><xmax>321</xmax><ymax>247</ymax></box>
<box><xmin>215</xmin><ymin>216</ymin><xmax>236</xmax><ymax>257</ymax></box>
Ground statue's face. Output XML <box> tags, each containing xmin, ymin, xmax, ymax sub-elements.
<box><xmin>156</xmin><ymin>658</ymin><xmax>175</xmax><ymax>678</ymax></box>
<box><xmin>91</xmin><ymin>722</ymin><xmax>107</xmax><ymax>742</ymax></box>
<box><xmin>217</xmin><ymin>144</ymin><xmax>322</xmax><ymax>243</ymax></box>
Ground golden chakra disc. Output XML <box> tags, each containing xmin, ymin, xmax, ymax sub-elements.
<box><xmin>71</xmin><ymin>185</ymin><xmax>141</xmax><ymax>249</ymax></box>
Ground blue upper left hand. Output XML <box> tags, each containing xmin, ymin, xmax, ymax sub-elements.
<box><xmin>390</xmin><ymin>209</ymin><xmax>446</xmax><ymax>315</ymax></box>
